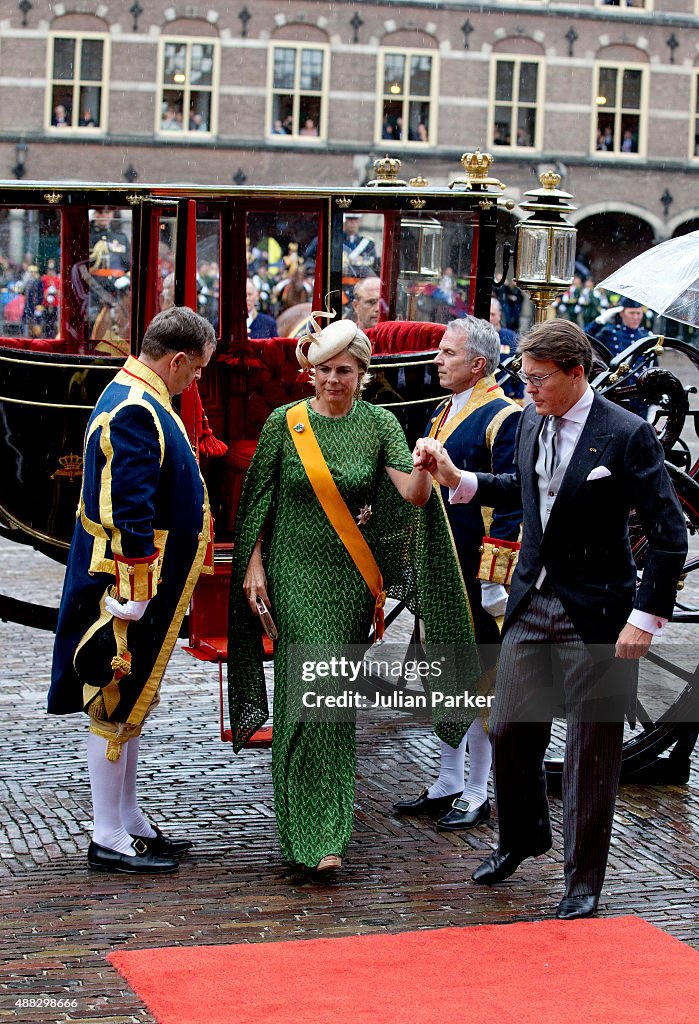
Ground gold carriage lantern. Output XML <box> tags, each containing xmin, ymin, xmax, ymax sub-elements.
<box><xmin>515</xmin><ymin>171</ymin><xmax>577</xmax><ymax>323</ymax></box>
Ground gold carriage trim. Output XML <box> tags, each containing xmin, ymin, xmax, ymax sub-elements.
<box><xmin>114</xmin><ymin>549</ymin><xmax>161</xmax><ymax>601</ymax></box>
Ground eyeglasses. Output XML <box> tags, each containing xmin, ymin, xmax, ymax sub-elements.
<box><xmin>516</xmin><ymin>368</ymin><xmax>562</xmax><ymax>388</ymax></box>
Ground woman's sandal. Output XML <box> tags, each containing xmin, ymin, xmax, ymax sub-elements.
<box><xmin>315</xmin><ymin>854</ymin><xmax>342</xmax><ymax>872</ymax></box>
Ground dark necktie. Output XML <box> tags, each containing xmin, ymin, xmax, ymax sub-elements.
<box><xmin>545</xmin><ymin>416</ymin><xmax>561</xmax><ymax>479</ymax></box>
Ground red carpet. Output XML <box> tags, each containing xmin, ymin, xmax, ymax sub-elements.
<box><xmin>109</xmin><ymin>916</ymin><xmax>699</xmax><ymax>1024</ymax></box>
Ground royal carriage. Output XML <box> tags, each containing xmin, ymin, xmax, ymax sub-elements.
<box><xmin>0</xmin><ymin>152</ymin><xmax>697</xmax><ymax>778</ymax></box>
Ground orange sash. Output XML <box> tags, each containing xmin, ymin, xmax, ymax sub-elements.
<box><xmin>286</xmin><ymin>401</ymin><xmax>386</xmax><ymax>640</ymax></box>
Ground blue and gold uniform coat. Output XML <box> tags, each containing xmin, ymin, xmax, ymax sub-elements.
<box><xmin>49</xmin><ymin>356</ymin><xmax>212</xmax><ymax>726</ymax></box>
<box><xmin>426</xmin><ymin>378</ymin><xmax>522</xmax><ymax>580</ymax></box>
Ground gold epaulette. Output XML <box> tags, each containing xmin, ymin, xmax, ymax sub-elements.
<box><xmin>114</xmin><ymin>550</ymin><xmax>161</xmax><ymax>601</ymax></box>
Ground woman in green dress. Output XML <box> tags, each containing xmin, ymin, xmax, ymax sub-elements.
<box><xmin>228</xmin><ymin>316</ymin><xmax>480</xmax><ymax>872</ymax></box>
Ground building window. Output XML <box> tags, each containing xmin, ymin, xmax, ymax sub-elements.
<box><xmin>377</xmin><ymin>50</ymin><xmax>438</xmax><ymax>144</ymax></box>
<box><xmin>692</xmin><ymin>73</ymin><xmax>699</xmax><ymax>159</ymax></box>
<box><xmin>158</xmin><ymin>38</ymin><xmax>218</xmax><ymax>135</ymax></box>
<box><xmin>593</xmin><ymin>64</ymin><xmax>645</xmax><ymax>155</ymax></box>
<box><xmin>490</xmin><ymin>58</ymin><xmax>543</xmax><ymax>149</ymax></box>
<box><xmin>47</xmin><ymin>34</ymin><xmax>109</xmax><ymax>130</ymax></box>
<box><xmin>268</xmin><ymin>44</ymin><xmax>328</xmax><ymax>139</ymax></box>
<box><xmin>596</xmin><ymin>1</ymin><xmax>652</xmax><ymax>10</ymax></box>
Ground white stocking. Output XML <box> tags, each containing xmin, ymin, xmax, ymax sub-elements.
<box><xmin>427</xmin><ymin>734</ymin><xmax>467</xmax><ymax>799</ymax></box>
<box><xmin>87</xmin><ymin>732</ymin><xmax>134</xmax><ymax>855</ymax></box>
<box><xmin>120</xmin><ymin>736</ymin><xmax>156</xmax><ymax>838</ymax></box>
<box><xmin>461</xmin><ymin>718</ymin><xmax>492</xmax><ymax>806</ymax></box>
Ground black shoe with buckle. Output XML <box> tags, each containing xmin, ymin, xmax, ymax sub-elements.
<box><xmin>436</xmin><ymin>797</ymin><xmax>491</xmax><ymax>832</ymax></box>
<box><xmin>130</xmin><ymin>824</ymin><xmax>194</xmax><ymax>858</ymax></box>
<box><xmin>87</xmin><ymin>838</ymin><xmax>178</xmax><ymax>874</ymax></box>
<box><xmin>393</xmin><ymin>788</ymin><xmax>462</xmax><ymax>818</ymax></box>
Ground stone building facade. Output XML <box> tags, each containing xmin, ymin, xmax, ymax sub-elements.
<box><xmin>0</xmin><ymin>0</ymin><xmax>698</xmax><ymax>274</ymax></box>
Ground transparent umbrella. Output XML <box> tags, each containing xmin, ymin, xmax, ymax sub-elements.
<box><xmin>599</xmin><ymin>230</ymin><xmax>699</xmax><ymax>328</ymax></box>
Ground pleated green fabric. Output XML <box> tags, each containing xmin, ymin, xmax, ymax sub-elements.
<box><xmin>228</xmin><ymin>399</ymin><xmax>479</xmax><ymax>867</ymax></box>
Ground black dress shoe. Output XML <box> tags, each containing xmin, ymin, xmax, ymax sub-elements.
<box><xmin>437</xmin><ymin>798</ymin><xmax>491</xmax><ymax>832</ymax></box>
<box><xmin>131</xmin><ymin>825</ymin><xmax>194</xmax><ymax>858</ymax></box>
<box><xmin>393</xmin><ymin>788</ymin><xmax>462</xmax><ymax>818</ymax></box>
<box><xmin>87</xmin><ymin>839</ymin><xmax>178</xmax><ymax>874</ymax></box>
<box><xmin>471</xmin><ymin>842</ymin><xmax>551</xmax><ymax>885</ymax></box>
<box><xmin>556</xmin><ymin>894</ymin><xmax>599</xmax><ymax>920</ymax></box>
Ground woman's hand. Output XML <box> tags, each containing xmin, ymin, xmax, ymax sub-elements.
<box><xmin>243</xmin><ymin>542</ymin><xmax>271</xmax><ymax>616</ymax></box>
<box><xmin>418</xmin><ymin>438</ymin><xmax>462</xmax><ymax>489</ymax></box>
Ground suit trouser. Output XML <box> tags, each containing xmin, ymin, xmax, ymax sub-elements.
<box><xmin>490</xmin><ymin>583</ymin><xmax>626</xmax><ymax>897</ymax></box>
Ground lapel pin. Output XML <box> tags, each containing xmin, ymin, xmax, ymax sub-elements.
<box><xmin>589</xmin><ymin>447</ymin><xmax>597</xmax><ymax>453</ymax></box>
<box><xmin>294</xmin><ymin>423</ymin><xmax>305</xmax><ymax>433</ymax></box>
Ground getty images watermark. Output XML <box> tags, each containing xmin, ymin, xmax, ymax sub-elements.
<box><xmin>286</xmin><ymin>644</ymin><xmax>492</xmax><ymax>723</ymax></box>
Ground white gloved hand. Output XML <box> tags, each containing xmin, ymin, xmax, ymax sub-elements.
<box><xmin>105</xmin><ymin>596</ymin><xmax>150</xmax><ymax>621</ymax></box>
<box><xmin>480</xmin><ymin>582</ymin><xmax>508</xmax><ymax>619</ymax></box>
<box><xmin>596</xmin><ymin>305</ymin><xmax>622</xmax><ymax>325</ymax></box>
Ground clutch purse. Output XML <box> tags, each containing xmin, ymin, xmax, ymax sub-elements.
<box><xmin>255</xmin><ymin>596</ymin><xmax>279</xmax><ymax>641</ymax></box>
<box><xmin>477</xmin><ymin>537</ymin><xmax>520</xmax><ymax>587</ymax></box>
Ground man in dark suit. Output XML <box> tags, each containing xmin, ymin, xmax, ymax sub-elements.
<box><xmin>418</xmin><ymin>319</ymin><xmax>687</xmax><ymax>919</ymax></box>
<box><xmin>246</xmin><ymin>278</ymin><xmax>278</xmax><ymax>338</ymax></box>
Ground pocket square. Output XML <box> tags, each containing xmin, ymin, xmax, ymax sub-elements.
<box><xmin>586</xmin><ymin>466</ymin><xmax>612</xmax><ymax>481</ymax></box>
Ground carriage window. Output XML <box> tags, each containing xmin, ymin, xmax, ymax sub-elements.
<box><xmin>341</xmin><ymin>213</ymin><xmax>384</xmax><ymax>330</ymax></box>
<box><xmin>85</xmin><ymin>207</ymin><xmax>132</xmax><ymax>356</ymax></box>
<box><xmin>158</xmin><ymin>38</ymin><xmax>218</xmax><ymax>136</ymax></box>
<box><xmin>268</xmin><ymin>44</ymin><xmax>328</xmax><ymax>140</ymax></box>
<box><xmin>490</xmin><ymin>58</ymin><xmax>542</xmax><ymax>149</ymax></box>
<box><xmin>245</xmin><ymin>209</ymin><xmax>321</xmax><ymax>337</ymax></box>
<box><xmin>196</xmin><ymin>218</ymin><xmax>220</xmax><ymax>332</ymax></box>
<box><xmin>0</xmin><ymin>208</ymin><xmax>61</xmax><ymax>347</ymax></box>
<box><xmin>47</xmin><ymin>34</ymin><xmax>108</xmax><ymax>131</ymax></box>
<box><xmin>396</xmin><ymin>211</ymin><xmax>478</xmax><ymax>324</ymax></box>
<box><xmin>593</xmin><ymin>64</ymin><xmax>645</xmax><ymax>156</ymax></box>
<box><xmin>377</xmin><ymin>50</ymin><xmax>437</xmax><ymax>145</ymax></box>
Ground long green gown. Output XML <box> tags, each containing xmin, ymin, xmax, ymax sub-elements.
<box><xmin>228</xmin><ymin>398</ymin><xmax>480</xmax><ymax>867</ymax></box>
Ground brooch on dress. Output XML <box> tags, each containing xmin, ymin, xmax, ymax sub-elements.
<box><xmin>356</xmin><ymin>505</ymin><xmax>372</xmax><ymax>526</ymax></box>
<box><xmin>293</xmin><ymin>423</ymin><xmax>305</xmax><ymax>433</ymax></box>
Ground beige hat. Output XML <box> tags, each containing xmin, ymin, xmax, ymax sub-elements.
<box><xmin>295</xmin><ymin>312</ymin><xmax>371</xmax><ymax>370</ymax></box>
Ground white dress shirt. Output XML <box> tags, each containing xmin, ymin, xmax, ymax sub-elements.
<box><xmin>449</xmin><ymin>385</ymin><xmax>666</xmax><ymax>636</ymax></box>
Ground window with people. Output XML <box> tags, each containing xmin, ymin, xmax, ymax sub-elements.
<box><xmin>269</xmin><ymin>45</ymin><xmax>326</xmax><ymax>139</ymax></box>
<box><xmin>596</xmin><ymin>1</ymin><xmax>651</xmax><ymax>9</ymax></box>
<box><xmin>47</xmin><ymin>33</ymin><xmax>107</xmax><ymax>131</ymax></box>
<box><xmin>490</xmin><ymin>57</ymin><xmax>542</xmax><ymax>150</ymax></box>
<box><xmin>594</xmin><ymin>64</ymin><xmax>644</xmax><ymax>155</ymax></box>
<box><xmin>378</xmin><ymin>50</ymin><xmax>436</xmax><ymax>145</ymax></box>
<box><xmin>158</xmin><ymin>38</ymin><xmax>217</xmax><ymax>136</ymax></box>
<box><xmin>693</xmin><ymin>72</ymin><xmax>699</xmax><ymax>158</ymax></box>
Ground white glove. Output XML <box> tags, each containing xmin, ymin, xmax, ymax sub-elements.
<box><xmin>105</xmin><ymin>596</ymin><xmax>150</xmax><ymax>621</ymax></box>
<box><xmin>480</xmin><ymin>582</ymin><xmax>508</xmax><ymax>619</ymax></box>
<box><xmin>596</xmin><ymin>305</ymin><xmax>622</xmax><ymax>325</ymax></box>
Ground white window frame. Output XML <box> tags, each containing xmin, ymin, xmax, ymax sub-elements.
<box><xmin>374</xmin><ymin>48</ymin><xmax>440</xmax><ymax>147</ymax></box>
<box><xmin>691</xmin><ymin>71</ymin><xmax>699</xmax><ymax>161</ymax></box>
<box><xmin>266</xmin><ymin>42</ymin><xmax>330</xmax><ymax>142</ymax></box>
<box><xmin>591</xmin><ymin>62</ymin><xmax>648</xmax><ymax>158</ymax></box>
<box><xmin>488</xmin><ymin>56</ymin><xmax>545</xmax><ymax>151</ymax></box>
<box><xmin>595</xmin><ymin>1</ymin><xmax>653</xmax><ymax>11</ymax></box>
<box><xmin>45</xmin><ymin>32</ymin><xmax>110</xmax><ymax>133</ymax></box>
<box><xmin>156</xmin><ymin>36</ymin><xmax>220</xmax><ymax>139</ymax></box>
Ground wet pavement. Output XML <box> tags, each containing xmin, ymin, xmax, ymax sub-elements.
<box><xmin>0</xmin><ymin>535</ymin><xmax>697</xmax><ymax>1023</ymax></box>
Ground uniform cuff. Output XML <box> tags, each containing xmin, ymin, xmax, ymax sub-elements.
<box><xmin>114</xmin><ymin>550</ymin><xmax>160</xmax><ymax>601</ymax></box>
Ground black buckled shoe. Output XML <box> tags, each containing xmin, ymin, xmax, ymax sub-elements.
<box><xmin>393</xmin><ymin>788</ymin><xmax>463</xmax><ymax>818</ymax></box>
<box><xmin>131</xmin><ymin>824</ymin><xmax>194</xmax><ymax>858</ymax></box>
<box><xmin>555</xmin><ymin>894</ymin><xmax>599</xmax><ymax>920</ymax></box>
<box><xmin>436</xmin><ymin>797</ymin><xmax>491</xmax><ymax>832</ymax></box>
<box><xmin>87</xmin><ymin>839</ymin><xmax>178</xmax><ymax>874</ymax></box>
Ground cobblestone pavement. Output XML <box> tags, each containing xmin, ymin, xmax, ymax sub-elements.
<box><xmin>0</xmin><ymin>536</ymin><xmax>698</xmax><ymax>1024</ymax></box>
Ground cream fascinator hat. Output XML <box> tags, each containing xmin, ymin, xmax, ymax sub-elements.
<box><xmin>295</xmin><ymin>309</ymin><xmax>372</xmax><ymax>371</ymax></box>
